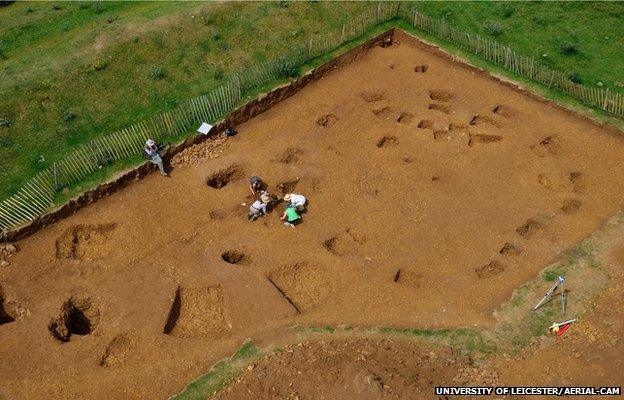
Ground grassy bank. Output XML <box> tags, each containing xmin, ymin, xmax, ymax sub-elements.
<box><xmin>1</xmin><ymin>1</ymin><xmax>622</xmax><ymax>201</ymax></box>
<box><xmin>0</xmin><ymin>1</ymin><xmax>372</xmax><ymax>198</ymax></box>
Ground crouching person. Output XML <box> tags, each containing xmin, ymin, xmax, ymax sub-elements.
<box><xmin>144</xmin><ymin>139</ymin><xmax>168</xmax><ymax>176</ymax></box>
<box><xmin>280</xmin><ymin>205</ymin><xmax>301</xmax><ymax>228</ymax></box>
<box><xmin>248</xmin><ymin>194</ymin><xmax>271</xmax><ymax>221</ymax></box>
<box><xmin>283</xmin><ymin>193</ymin><xmax>307</xmax><ymax>212</ymax></box>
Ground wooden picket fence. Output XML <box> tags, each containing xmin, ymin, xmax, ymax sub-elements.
<box><xmin>4</xmin><ymin>2</ymin><xmax>621</xmax><ymax>238</ymax></box>
<box><xmin>398</xmin><ymin>7</ymin><xmax>624</xmax><ymax>117</ymax></box>
<box><xmin>0</xmin><ymin>2</ymin><xmax>400</xmax><ymax>237</ymax></box>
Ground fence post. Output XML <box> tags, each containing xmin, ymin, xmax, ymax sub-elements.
<box><xmin>603</xmin><ymin>88</ymin><xmax>610</xmax><ymax>110</ymax></box>
<box><xmin>308</xmin><ymin>38</ymin><xmax>313</xmax><ymax>57</ymax></box>
<box><xmin>376</xmin><ymin>2</ymin><xmax>381</xmax><ymax>21</ymax></box>
<box><xmin>341</xmin><ymin>23</ymin><xmax>346</xmax><ymax>43</ymax></box>
<box><xmin>413</xmin><ymin>10</ymin><xmax>417</xmax><ymax>26</ymax></box>
<box><xmin>52</xmin><ymin>162</ymin><xmax>59</xmax><ymax>191</ymax></box>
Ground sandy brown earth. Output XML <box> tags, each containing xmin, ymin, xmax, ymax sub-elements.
<box><xmin>214</xmin><ymin>338</ymin><xmax>499</xmax><ymax>400</ymax></box>
<box><xmin>216</xmin><ymin>216</ymin><xmax>624</xmax><ymax>400</ymax></box>
<box><xmin>1</xmin><ymin>32</ymin><xmax>624</xmax><ymax>399</ymax></box>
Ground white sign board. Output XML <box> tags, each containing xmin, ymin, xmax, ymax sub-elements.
<box><xmin>197</xmin><ymin>122</ymin><xmax>213</xmax><ymax>135</ymax></box>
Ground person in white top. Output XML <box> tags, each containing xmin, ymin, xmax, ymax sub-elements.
<box><xmin>283</xmin><ymin>193</ymin><xmax>307</xmax><ymax>212</ymax></box>
<box><xmin>144</xmin><ymin>139</ymin><xmax>168</xmax><ymax>176</ymax></box>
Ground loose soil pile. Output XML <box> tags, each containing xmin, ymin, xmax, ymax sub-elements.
<box><xmin>2</xmin><ymin>32</ymin><xmax>624</xmax><ymax>399</ymax></box>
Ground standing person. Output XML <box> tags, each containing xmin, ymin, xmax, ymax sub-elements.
<box><xmin>280</xmin><ymin>205</ymin><xmax>301</xmax><ymax>228</ymax></box>
<box><xmin>144</xmin><ymin>139</ymin><xmax>168</xmax><ymax>176</ymax></box>
<box><xmin>249</xmin><ymin>175</ymin><xmax>265</xmax><ymax>195</ymax></box>
<box><xmin>283</xmin><ymin>193</ymin><xmax>307</xmax><ymax>212</ymax></box>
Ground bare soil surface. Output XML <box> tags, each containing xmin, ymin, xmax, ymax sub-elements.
<box><xmin>216</xmin><ymin>216</ymin><xmax>624</xmax><ymax>400</ymax></box>
<box><xmin>1</xmin><ymin>35</ymin><xmax>624</xmax><ymax>399</ymax></box>
<box><xmin>214</xmin><ymin>338</ymin><xmax>495</xmax><ymax>400</ymax></box>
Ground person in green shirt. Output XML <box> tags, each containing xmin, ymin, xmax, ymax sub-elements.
<box><xmin>280</xmin><ymin>205</ymin><xmax>301</xmax><ymax>228</ymax></box>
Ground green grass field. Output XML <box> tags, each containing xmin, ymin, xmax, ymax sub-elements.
<box><xmin>1</xmin><ymin>1</ymin><xmax>623</xmax><ymax>201</ymax></box>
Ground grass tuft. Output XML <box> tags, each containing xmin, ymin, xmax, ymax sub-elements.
<box><xmin>148</xmin><ymin>66</ymin><xmax>166</xmax><ymax>80</ymax></box>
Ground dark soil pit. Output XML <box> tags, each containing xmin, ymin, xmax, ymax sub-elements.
<box><xmin>417</xmin><ymin>119</ymin><xmax>433</xmax><ymax>129</ymax></box>
<box><xmin>206</xmin><ymin>164</ymin><xmax>244</xmax><ymax>189</ymax></box>
<box><xmin>163</xmin><ymin>285</ymin><xmax>230</xmax><ymax>339</ymax></box>
<box><xmin>48</xmin><ymin>296</ymin><xmax>100</xmax><ymax>342</ymax></box>
<box><xmin>429</xmin><ymin>103</ymin><xmax>451</xmax><ymax>114</ymax></box>
<box><xmin>221</xmin><ymin>250</ymin><xmax>248</xmax><ymax>265</ymax></box>
<box><xmin>276</xmin><ymin>147</ymin><xmax>303</xmax><ymax>164</ymax></box>
<box><xmin>0</xmin><ymin>285</ymin><xmax>16</xmax><ymax>325</ymax></box>
<box><xmin>360</xmin><ymin>91</ymin><xmax>385</xmax><ymax>103</ymax></box>
<box><xmin>414</xmin><ymin>64</ymin><xmax>428</xmax><ymax>73</ymax></box>
<box><xmin>468</xmin><ymin>134</ymin><xmax>503</xmax><ymax>146</ymax></box>
<box><xmin>561</xmin><ymin>199</ymin><xmax>582</xmax><ymax>215</ymax></box>
<box><xmin>316</xmin><ymin>113</ymin><xmax>338</xmax><ymax>127</ymax></box>
<box><xmin>493</xmin><ymin>104</ymin><xmax>516</xmax><ymax>118</ymax></box>
<box><xmin>277</xmin><ymin>178</ymin><xmax>300</xmax><ymax>195</ymax></box>
<box><xmin>469</xmin><ymin>115</ymin><xmax>501</xmax><ymax>127</ymax></box>
<box><xmin>393</xmin><ymin>269</ymin><xmax>423</xmax><ymax>287</ymax></box>
<box><xmin>499</xmin><ymin>242</ymin><xmax>522</xmax><ymax>256</ymax></box>
<box><xmin>55</xmin><ymin>223</ymin><xmax>117</xmax><ymax>260</ymax></box>
<box><xmin>376</xmin><ymin>135</ymin><xmax>398</xmax><ymax>148</ymax></box>
<box><xmin>396</xmin><ymin>112</ymin><xmax>414</xmax><ymax>124</ymax></box>
<box><xmin>475</xmin><ymin>261</ymin><xmax>505</xmax><ymax>278</ymax></box>
<box><xmin>516</xmin><ymin>218</ymin><xmax>544</xmax><ymax>239</ymax></box>
<box><xmin>429</xmin><ymin>89</ymin><xmax>454</xmax><ymax>102</ymax></box>
<box><xmin>402</xmin><ymin>156</ymin><xmax>413</xmax><ymax>164</ymax></box>
<box><xmin>570</xmin><ymin>172</ymin><xmax>587</xmax><ymax>194</ymax></box>
<box><xmin>100</xmin><ymin>333</ymin><xmax>134</xmax><ymax>368</ymax></box>
<box><xmin>267</xmin><ymin>262</ymin><xmax>333</xmax><ymax>313</ymax></box>
<box><xmin>531</xmin><ymin>135</ymin><xmax>563</xmax><ymax>157</ymax></box>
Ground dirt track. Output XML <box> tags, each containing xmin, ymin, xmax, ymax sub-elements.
<box><xmin>2</xmin><ymin>32</ymin><xmax>624</xmax><ymax>399</ymax></box>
